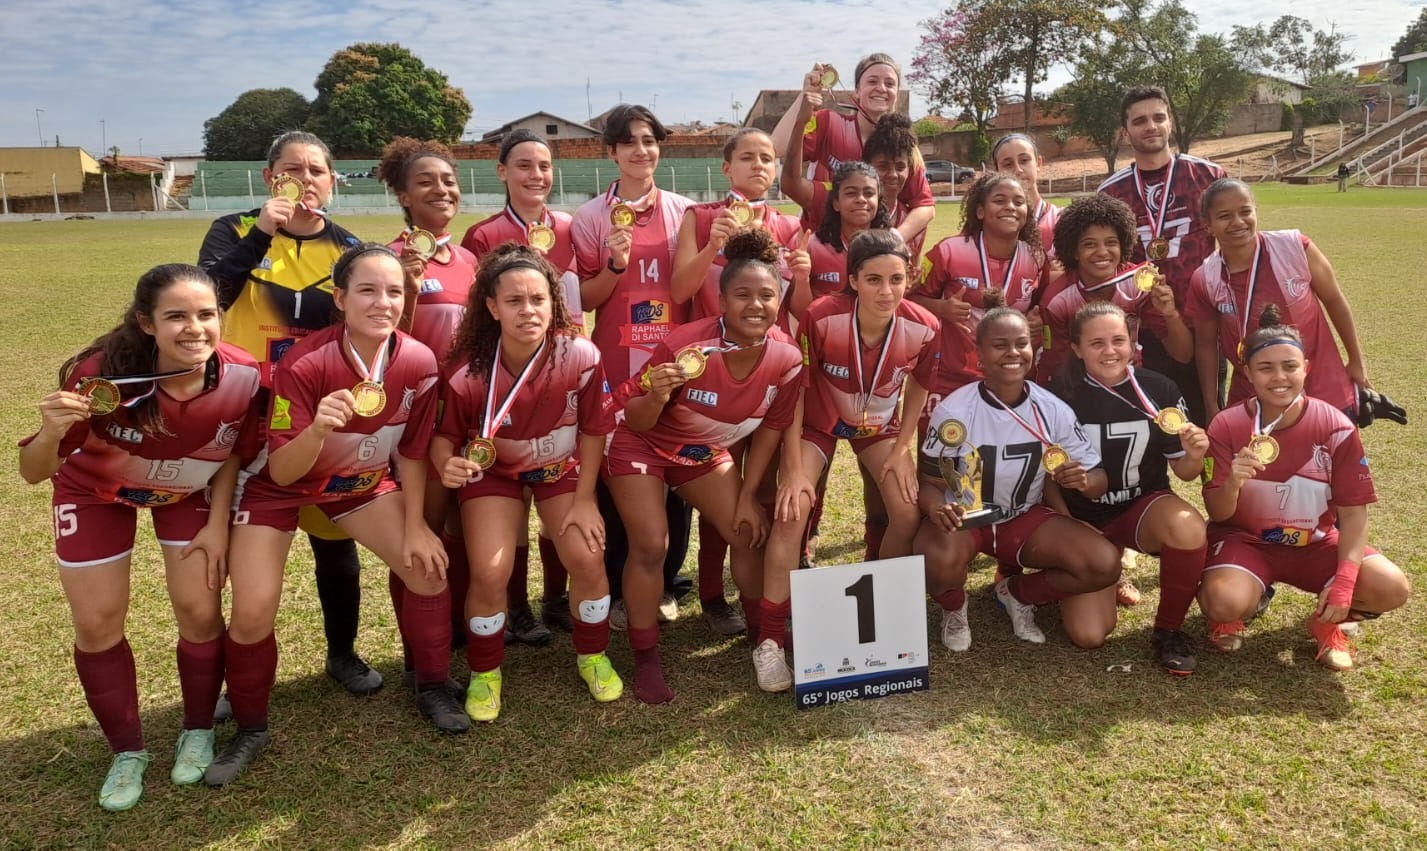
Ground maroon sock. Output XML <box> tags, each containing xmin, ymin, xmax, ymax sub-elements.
<box><xmin>176</xmin><ymin>636</ymin><xmax>224</xmax><ymax>731</ymax></box>
<box><xmin>628</xmin><ymin>626</ymin><xmax>673</xmax><ymax>704</ymax></box>
<box><xmin>1009</xmin><ymin>572</ymin><xmax>1069</xmax><ymax>606</ymax></box>
<box><xmin>864</xmin><ymin>515</ymin><xmax>888</xmax><ymax>562</ymax></box>
<box><xmin>740</xmin><ymin>597</ymin><xmax>762</xmax><ymax>643</ymax></box>
<box><xmin>758</xmin><ymin>598</ymin><xmax>791</xmax><ymax>648</ymax></box>
<box><xmin>443</xmin><ymin>532</ymin><xmax>471</xmax><ymax>638</ymax></box>
<box><xmin>571</xmin><ymin>611</ymin><xmax>610</xmax><ymax>655</ymax></box>
<box><xmin>697</xmin><ymin>515</ymin><xmax>728</xmax><ymax>602</ymax></box>
<box><xmin>74</xmin><ymin>638</ymin><xmax>143</xmax><ymax>753</ymax></box>
<box><xmin>933</xmin><ymin>588</ymin><xmax>967</xmax><ymax>612</ymax></box>
<box><xmin>506</xmin><ymin>546</ymin><xmax>531</xmax><ymax>610</ymax></box>
<box><xmin>225</xmin><ymin>632</ymin><xmax>277</xmax><ymax>730</ymax></box>
<box><xmin>465</xmin><ymin>627</ymin><xmax>505</xmax><ymax>674</ymax></box>
<box><xmin>387</xmin><ymin>570</ymin><xmax>412</xmax><ymax>671</ymax></box>
<box><xmin>401</xmin><ymin>587</ymin><xmax>453</xmax><ymax>687</ymax></box>
<box><xmin>537</xmin><ymin>536</ymin><xmax>568</xmax><ymax>603</ymax></box>
<box><xmin>803</xmin><ymin>493</ymin><xmax>825</xmax><ymax>559</ymax></box>
<box><xmin>1155</xmin><ymin>543</ymin><xmax>1208</xmax><ymax>631</ymax></box>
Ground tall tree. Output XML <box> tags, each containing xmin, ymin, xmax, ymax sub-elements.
<box><xmin>203</xmin><ymin>88</ymin><xmax>311</xmax><ymax>161</ymax></box>
<box><xmin>976</xmin><ymin>0</ymin><xmax>1110</xmax><ymax>131</ymax></box>
<box><xmin>909</xmin><ymin>4</ymin><xmax>1010</xmax><ymax>165</ymax></box>
<box><xmin>1232</xmin><ymin>16</ymin><xmax>1354</xmax><ymax>137</ymax></box>
<box><xmin>1054</xmin><ymin>37</ymin><xmax>1145</xmax><ymax>173</ymax></box>
<box><xmin>1393</xmin><ymin>8</ymin><xmax>1427</xmax><ymax>58</ymax></box>
<box><xmin>307</xmin><ymin>43</ymin><xmax>472</xmax><ymax>156</ymax></box>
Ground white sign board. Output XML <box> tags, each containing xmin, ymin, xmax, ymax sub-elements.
<box><xmin>790</xmin><ymin>555</ymin><xmax>929</xmax><ymax>709</ymax></box>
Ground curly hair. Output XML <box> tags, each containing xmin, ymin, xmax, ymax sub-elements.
<box><xmin>863</xmin><ymin>113</ymin><xmax>920</xmax><ymax>167</ymax></box>
<box><xmin>376</xmin><ymin>137</ymin><xmax>458</xmax><ymax>228</ymax></box>
<box><xmin>1051</xmin><ymin>195</ymin><xmax>1138</xmax><ymax>274</ymax></box>
<box><xmin>447</xmin><ymin>245</ymin><xmax>578</xmax><ymax>398</ymax></box>
<box><xmin>720</xmin><ymin>229</ymin><xmax>781</xmax><ymax>295</ymax></box>
<box><xmin>814</xmin><ymin>161</ymin><xmax>893</xmax><ymax>252</ymax></box>
<box><xmin>59</xmin><ymin>263</ymin><xmax>218</xmax><ymax>438</ymax></box>
<box><xmin>958</xmin><ymin>172</ymin><xmax>1042</xmax><ymax>255</ymax></box>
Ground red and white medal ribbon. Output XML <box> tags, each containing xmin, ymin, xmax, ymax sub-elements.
<box><xmin>988</xmin><ymin>389</ymin><xmax>1055</xmax><ymax>450</ymax></box>
<box><xmin>1233</xmin><ymin>236</ymin><xmax>1264</xmax><ymax>356</ymax></box>
<box><xmin>503</xmin><ymin>204</ymin><xmax>552</xmax><ymax>234</ymax></box>
<box><xmin>1085</xmin><ymin>366</ymin><xmax>1159</xmax><ymax>422</ymax></box>
<box><xmin>605</xmin><ymin>180</ymin><xmax>658</xmax><ymax>217</ymax></box>
<box><xmin>482</xmin><ymin>337</ymin><xmax>547</xmax><ymax>439</ymax></box>
<box><xmin>709</xmin><ymin>317</ymin><xmax>765</xmax><ymax>354</ymax></box>
<box><xmin>1080</xmin><ymin>261</ymin><xmax>1152</xmax><ymax>297</ymax></box>
<box><xmin>977</xmin><ymin>233</ymin><xmax>1018</xmax><ymax>294</ymax></box>
<box><xmin>849</xmin><ymin>302</ymin><xmax>897</xmax><ymax>423</ymax></box>
<box><xmin>1132</xmin><ymin>155</ymin><xmax>1178</xmax><ymax>244</ymax></box>
<box><xmin>400</xmin><ymin>227</ymin><xmax>451</xmax><ymax>251</ymax></box>
<box><xmin>1033</xmin><ymin>198</ymin><xmax>1049</xmax><ymax>225</ymax></box>
<box><xmin>345</xmin><ymin>332</ymin><xmax>391</xmax><ymax>386</ymax></box>
<box><xmin>1253</xmin><ymin>392</ymin><xmax>1303</xmax><ymax>439</ymax></box>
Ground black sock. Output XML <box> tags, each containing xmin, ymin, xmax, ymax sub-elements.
<box><xmin>310</xmin><ymin>535</ymin><xmax>361</xmax><ymax>657</ymax></box>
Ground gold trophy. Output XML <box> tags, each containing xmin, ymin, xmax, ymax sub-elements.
<box><xmin>935</xmin><ymin>420</ymin><xmax>1003</xmax><ymax>529</ymax></box>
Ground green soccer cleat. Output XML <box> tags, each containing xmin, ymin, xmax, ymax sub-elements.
<box><xmin>99</xmin><ymin>750</ymin><xmax>150</xmax><ymax>812</ymax></box>
<box><xmin>577</xmin><ymin>653</ymin><xmax>625</xmax><ymax>702</ymax></box>
<box><xmin>465</xmin><ymin>669</ymin><xmax>503</xmax><ymax>722</ymax></box>
<box><xmin>170</xmin><ymin>728</ymin><xmax>214</xmax><ymax>785</ymax></box>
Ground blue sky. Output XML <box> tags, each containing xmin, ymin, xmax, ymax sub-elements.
<box><xmin>0</xmin><ymin>0</ymin><xmax>1418</xmax><ymax>157</ymax></box>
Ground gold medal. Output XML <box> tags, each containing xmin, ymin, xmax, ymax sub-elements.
<box><xmin>819</xmin><ymin>65</ymin><xmax>840</xmax><ymax>88</ymax></box>
<box><xmin>1156</xmin><ymin>407</ymin><xmax>1187</xmax><ymax>434</ymax></box>
<box><xmin>1135</xmin><ymin>264</ymin><xmax>1159</xmax><ymax>293</ymax></box>
<box><xmin>728</xmin><ymin>199</ymin><xmax>752</xmax><ymax>227</ymax></box>
<box><xmin>1042</xmin><ymin>444</ymin><xmax>1069</xmax><ymax>473</ymax></box>
<box><xmin>674</xmin><ymin>346</ymin><xmax>707</xmax><ymax>379</ymax></box>
<box><xmin>610</xmin><ymin>203</ymin><xmax>636</xmax><ymax>227</ymax></box>
<box><xmin>527</xmin><ymin>222</ymin><xmax>556</xmax><ymax>252</ymax></box>
<box><xmin>77</xmin><ymin>377</ymin><xmax>121</xmax><ymax>416</ymax></box>
<box><xmin>271</xmin><ymin>175</ymin><xmax>304</xmax><ymax>203</ymax></box>
<box><xmin>1237</xmin><ymin>340</ymin><xmax>1246</xmax><ymax>363</ymax></box>
<box><xmin>1147</xmin><ymin>237</ymin><xmax>1170</xmax><ymax>261</ymax></box>
<box><xmin>352</xmin><ymin>381</ymin><xmax>387</xmax><ymax>417</ymax></box>
<box><xmin>937</xmin><ymin>418</ymin><xmax>967</xmax><ymax>447</ymax></box>
<box><xmin>638</xmin><ymin>367</ymin><xmax>654</xmax><ymax>392</ymax></box>
<box><xmin>1249</xmin><ymin>434</ymin><xmax>1279</xmax><ymax>464</ymax></box>
<box><xmin>406</xmin><ymin>228</ymin><xmax>439</xmax><ymax>261</ymax></box>
<box><xmin>466</xmin><ymin>437</ymin><xmax>497</xmax><ymax>471</ymax></box>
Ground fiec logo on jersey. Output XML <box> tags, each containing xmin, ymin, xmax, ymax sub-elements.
<box><xmin>418</xmin><ymin>278</ymin><xmax>444</xmax><ymax>295</ymax></box>
<box><xmin>957</xmin><ymin>276</ymin><xmax>980</xmax><ymax>291</ymax></box>
<box><xmin>323</xmin><ymin>470</ymin><xmax>382</xmax><ymax>495</ymax></box>
<box><xmin>106</xmin><ymin>422</ymin><xmax>144</xmax><ymax>444</ymax></box>
<box><xmin>686</xmin><ymin>389</ymin><xmax>718</xmax><ymax>407</ymax></box>
<box><xmin>823</xmin><ymin>363</ymin><xmax>851</xmax><ymax>379</ymax></box>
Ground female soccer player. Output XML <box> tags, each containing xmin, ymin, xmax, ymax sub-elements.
<box><xmin>607</xmin><ymin>231</ymin><xmax>803</xmax><ymax>703</ymax></box>
<box><xmin>463</xmin><ymin>129</ymin><xmax>584</xmax><ymax>642</ymax></box>
<box><xmin>19</xmin><ymin>265</ymin><xmax>262</xmax><ymax>810</ymax></box>
<box><xmin>206</xmin><ymin>244</ymin><xmax>462</xmax><ymax>788</ymax></box>
<box><xmin>774</xmin><ymin>54</ymin><xmax>935</xmax><ymax>243</ymax></box>
<box><xmin>198</xmin><ymin>131</ymin><xmax>376</xmax><ymax>697</ymax></box>
<box><xmin>1187</xmin><ymin>178</ymin><xmax>1367</xmax><ymax>420</ymax></box>
<box><xmin>760</xmin><ymin>229</ymin><xmax>936</xmax><ymax>688</ymax></box>
<box><xmin>992</xmin><ymin>133</ymin><xmax>1060</xmax><ymax>259</ymax></box>
<box><xmin>1199</xmin><ymin>309</ymin><xmax>1409</xmax><ymax>671</ymax></box>
<box><xmin>572</xmin><ymin>104</ymin><xmax>698</xmax><ymax>630</ymax></box>
<box><xmin>431</xmin><ymin>245</ymin><xmax>619</xmax><ymax>721</ymax></box>
<box><xmin>1058</xmin><ymin>302</ymin><xmax>1208</xmax><ymax>674</ymax></box>
<box><xmin>915</xmin><ymin>297</ymin><xmax>1121</xmax><ymax>651</ymax></box>
<box><xmin>787</xmin><ymin>161</ymin><xmax>893</xmax><ymax>323</ymax></box>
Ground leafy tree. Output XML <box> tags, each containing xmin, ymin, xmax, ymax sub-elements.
<box><xmin>1054</xmin><ymin>43</ymin><xmax>1144</xmax><ymax>173</ymax></box>
<box><xmin>909</xmin><ymin>4</ymin><xmax>1008</xmax><ymax>166</ymax></box>
<box><xmin>203</xmin><ymin>88</ymin><xmax>311</xmax><ymax>161</ymax></box>
<box><xmin>1393</xmin><ymin>8</ymin><xmax>1427</xmax><ymax>58</ymax></box>
<box><xmin>1232</xmin><ymin>16</ymin><xmax>1354</xmax><ymax>139</ymax></box>
<box><xmin>307</xmin><ymin>43</ymin><xmax>472</xmax><ymax>156</ymax></box>
<box><xmin>975</xmin><ymin>0</ymin><xmax>1110</xmax><ymax>131</ymax></box>
<box><xmin>913</xmin><ymin>117</ymin><xmax>949</xmax><ymax>139</ymax></box>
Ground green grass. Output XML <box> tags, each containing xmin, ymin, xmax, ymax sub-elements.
<box><xmin>2</xmin><ymin>185</ymin><xmax>1425</xmax><ymax>848</ymax></box>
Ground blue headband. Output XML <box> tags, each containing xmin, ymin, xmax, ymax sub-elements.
<box><xmin>1244</xmin><ymin>336</ymin><xmax>1304</xmax><ymax>362</ymax></box>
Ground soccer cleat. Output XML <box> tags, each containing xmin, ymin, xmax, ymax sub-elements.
<box><xmin>657</xmin><ymin>592</ymin><xmax>680</xmax><ymax>623</ymax></box>
<box><xmin>1151</xmin><ymin>628</ymin><xmax>1197</xmax><ymax>676</ymax></box>
<box><xmin>752</xmin><ymin>638</ymin><xmax>793</xmax><ymax>693</ymax></box>
<box><xmin>99</xmin><ymin>750</ymin><xmax>150</xmax><ymax>812</ymax></box>
<box><xmin>1115</xmin><ymin>575</ymin><xmax>1142</xmax><ymax>607</ymax></box>
<box><xmin>1339</xmin><ymin>620</ymin><xmax>1361</xmax><ymax>638</ymax></box>
<box><xmin>417</xmin><ymin>684</ymin><xmax>471</xmax><ymax>734</ymax></box>
<box><xmin>542</xmin><ymin>595</ymin><xmax>574</xmax><ymax>633</ymax></box>
<box><xmin>203</xmin><ymin>729</ymin><xmax>270</xmax><ymax>787</ymax></box>
<box><xmin>577</xmin><ymin>653</ymin><xmax>624</xmax><ymax>702</ymax></box>
<box><xmin>465</xmin><ymin>669</ymin><xmax>503</xmax><ymax>722</ymax></box>
<box><xmin>170</xmin><ymin>728</ymin><xmax>215</xmax><ymax>785</ymax></box>
<box><xmin>1208</xmin><ymin>620</ymin><xmax>1247</xmax><ymax>653</ymax></box>
<box><xmin>700</xmin><ymin>597</ymin><xmax>748</xmax><ymax>636</ymax></box>
<box><xmin>325</xmin><ymin>651</ymin><xmax>384</xmax><ymax>695</ymax></box>
<box><xmin>1308</xmin><ymin>618</ymin><xmax>1355</xmax><ymax>672</ymax></box>
<box><xmin>940</xmin><ymin>599</ymin><xmax>972</xmax><ymax>652</ymax></box>
<box><xmin>994</xmin><ymin>578</ymin><xmax>1046</xmax><ymax>644</ymax></box>
<box><xmin>505</xmin><ymin>605</ymin><xmax>553</xmax><ymax>647</ymax></box>
<box><xmin>1249</xmin><ymin>586</ymin><xmax>1276</xmax><ymax>622</ymax></box>
<box><xmin>212</xmin><ymin>692</ymin><xmax>233</xmax><ymax>725</ymax></box>
<box><xmin>608</xmin><ymin>599</ymin><xmax>628</xmax><ymax>632</ymax></box>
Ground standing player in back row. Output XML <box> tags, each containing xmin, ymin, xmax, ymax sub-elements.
<box><xmin>1098</xmin><ymin>86</ymin><xmax>1226</xmax><ymax>425</ymax></box>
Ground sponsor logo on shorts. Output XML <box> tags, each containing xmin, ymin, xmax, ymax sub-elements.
<box><xmin>518</xmin><ymin>463</ymin><xmax>568</xmax><ymax>484</ymax></box>
<box><xmin>323</xmin><ymin>469</ymin><xmax>382</xmax><ymax>495</ymax></box>
<box><xmin>676</xmin><ymin>444</ymin><xmax>717</xmax><ymax>464</ymax></box>
<box><xmin>1260</xmin><ymin>525</ymin><xmax>1312</xmax><ymax>547</ymax></box>
<box><xmin>832</xmin><ymin>420</ymin><xmax>881</xmax><ymax>440</ymax></box>
<box><xmin>117</xmin><ymin>487</ymin><xmax>183</xmax><ymax>507</ymax></box>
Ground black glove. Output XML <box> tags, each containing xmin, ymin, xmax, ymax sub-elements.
<box><xmin>1356</xmin><ymin>385</ymin><xmax>1408</xmax><ymax>428</ymax></box>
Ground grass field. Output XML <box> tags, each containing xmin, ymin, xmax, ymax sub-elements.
<box><xmin>1</xmin><ymin>183</ymin><xmax>1424</xmax><ymax>849</ymax></box>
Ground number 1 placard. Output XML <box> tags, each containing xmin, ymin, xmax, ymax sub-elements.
<box><xmin>790</xmin><ymin>556</ymin><xmax>929</xmax><ymax>709</ymax></box>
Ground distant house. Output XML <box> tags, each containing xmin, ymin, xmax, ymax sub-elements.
<box><xmin>1398</xmin><ymin>51</ymin><xmax>1427</xmax><ymax>105</ymax></box>
<box><xmin>1250</xmin><ymin>75</ymin><xmax>1310</xmax><ymax>105</ymax></box>
<box><xmin>481</xmin><ymin>112</ymin><xmax>600</xmax><ymax>145</ymax></box>
<box><xmin>740</xmin><ymin>89</ymin><xmax>912</xmax><ymax>133</ymax></box>
<box><xmin>990</xmin><ymin>97</ymin><xmax>1070</xmax><ymax>131</ymax></box>
<box><xmin>0</xmin><ymin>146</ymin><xmax>101</xmax><ymax>197</ymax></box>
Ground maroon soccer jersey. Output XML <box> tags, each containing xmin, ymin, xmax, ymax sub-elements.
<box><xmin>1186</xmin><ymin>230</ymin><xmax>1354</xmax><ymax>414</ymax></box>
<box><xmin>437</xmin><ymin>333</ymin><xmax>612</xmax><ymax>483</ymax></box>
<box><xmin>1040</xmin><ymin>267</ymin><xmax>1164</xmax><ymax>385</ymax></box>
<box><xmin>800</xmin><ymin>108</ymin><xmax>933</xmax><ymax>213</ymax></box>
<box><xmin>572</xmin><ymin>184</ymin><xmax>694</xmax><ymax>385</ymax></box>
<box><xmin>1204</xmin><ymin>397</ymin><xmax>1375</xmax><ymax>546</ymax></box>
<box><xmin>1098</xmin><ymin>154</ymin><xmax>1226</xmax><ymax>304</ymax></box>
<box><xmin>614</xmin><ymin>317</ymin><xmax>802</xmax><ymax>465</ymax></box>
<box><xmin>239</xmin><ymin>325</ymin><xmax>438</xmax><ymax>510</ymax></box>
<box><xmin>462</xmin><ymin>206</ymin><xmax>584</xmax><ymax>329</ymax></box>
<box><xmin>799</xmin><ymin>294</ymin><xmax>938</xmax><ymax>439</ymax></box>
<box><xmin>27</xmin><ymin>344</ymin><xmax>263</xmax><ymax>508</ymax></box>
<box><xmin>685</xmin><ymin>200</ymin><xmax>803</xmax><ymax>325</ymax></box>
<box><xmin>386</xmin><ymin>234</ymin><xmax>477</xmax><ymax>364</ymax></box>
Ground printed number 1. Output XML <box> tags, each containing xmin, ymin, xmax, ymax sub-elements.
<box><xmin>844</xmin><ymin>573</ymin><xmax>876</xmax><ymax>644</ymax></box>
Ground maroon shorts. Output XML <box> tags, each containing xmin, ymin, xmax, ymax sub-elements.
<box><xmin>457</xmin><ymin>467</ymin><xmax>580</xmax><ymax>502</ymax></box>
<box><xmin>603</xmin><ymin>428</ymin><xmax>729</xmax><ymax>489</ymax></box>
<box><xmin>53</xmin><ymin>493</ymin><xmax>212</xmax><ymax>568</ymax></box>
<box><xmin>1205</xmin><ymin>527</ymin><xmax>1378</xmax><ymax>593</ymax></box>
<box><xmin>970</xmin><ymin>503</ymin><xmax>1058</xmax><ymax>569</ymax></box>
<box><xmin>234</xmin><ymin>487</ymin><xmax>392</xmax><ymax>533</ymax></box>
<box><xmin>1097</xmin><ymin>491</ymin><xmax>1176</xmax><ymax>553</ymax></box>
<box><xmin>800</xmin><ymin>425</ymin><xmax>896</xmax><ymax>466</ymax></box>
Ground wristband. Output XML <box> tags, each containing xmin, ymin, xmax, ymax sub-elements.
<box><xmin>1327</xmin><ymin>559</ymin><xmax>1360</xmax><ymax>608</ymax></box>
<box><xmin>607</xmin><ymin>258</ymin><xmax>627</xmax><ymax>275</ymax></box>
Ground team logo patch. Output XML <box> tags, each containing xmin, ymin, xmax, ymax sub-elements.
<box><xmin>202</xmin><ymin>419</ymin><xmax>241</xmax><ymax>453</ymax></box>
<box><xmin>270</xmin><ymin>396</ymin><xmax>293</xmax><ymax>430</ymax></box>
<box><xmin>402</xmin><ymin>387</ymin><xmax>416</xmax><ymax>413</ymax></box>
<box><xmin>117</xmin><ymin>487</ymin><xmax>183</xmax><ymax>507</ymax></box>
<box><xmin>1283</xmin><ymin>275</ymin><xmax>1308</xmax><ymax>300</ymax></box>
<box><xmin>268</xmin><ymin>337</ymin><xmax>296</xmax><ymax>365</ymax></box>
<box><xmin>323</xmin><ymin>470</ymin><xmax>382</xmax><ymax>494</ymax></box>
<box><xmin>677</xmin><ymin>444</ymin><xmax>716</xmax><ymax>463</ymax></box>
